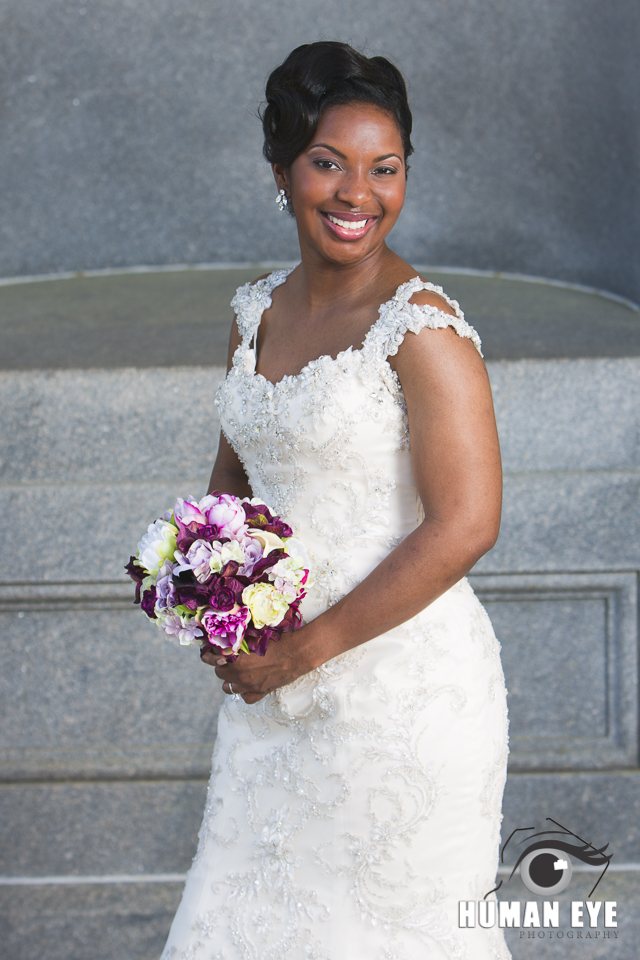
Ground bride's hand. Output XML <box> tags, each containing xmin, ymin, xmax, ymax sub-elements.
<box><xmin>200</xmin><ymin>629</ymin><xmax>317</xmax><ymax>704</ymax></box>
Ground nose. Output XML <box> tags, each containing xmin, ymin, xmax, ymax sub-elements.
<box><xmin>335</xmin><ymin>168</ymin><xmax>372</xmax><ymax>208</ymax></box>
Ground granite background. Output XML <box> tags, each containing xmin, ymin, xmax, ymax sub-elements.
<box><xmin>0</xmin><ymin>0</ymin><xmax>638</xmax><ymax>301</ymax></box>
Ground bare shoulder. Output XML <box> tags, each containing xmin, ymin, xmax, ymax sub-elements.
<box><xmin>390</xmin><ymin>303</ymin><xmax>486</xmax><ymax>386</ymax></box>
<box><xmin>407</xmin><ymin>284</ymin><xmax>457</xmax><ymax>318</ymax></box>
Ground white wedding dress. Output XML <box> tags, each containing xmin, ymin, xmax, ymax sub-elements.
<box><xmin>161</xmin><ymin>270</ymin><xmax>511</xmax><ymax>960</ymax></box>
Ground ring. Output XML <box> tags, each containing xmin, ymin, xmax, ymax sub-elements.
<box><xmin>228</xmin><ymin>682</ymin><xmax>234</xmax><ymax>695</ymax></box>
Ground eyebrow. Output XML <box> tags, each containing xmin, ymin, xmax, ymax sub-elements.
<box><xmin>308</xmin><ymin>143</ymin><xmax>403</xmax><ymax>164</ymax></box>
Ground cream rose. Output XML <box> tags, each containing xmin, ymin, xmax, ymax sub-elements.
<box><xmin>242</xmin><ymin>582</ymin><xmax>289</xmax><ymax>629</ymax></box>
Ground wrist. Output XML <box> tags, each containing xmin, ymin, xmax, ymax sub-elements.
<box><xmin>296</xmin><ymin>609</ymin><xmax>352</xmax><ymax>673</ymax></box>
<box><xmin>296</xmin><ymin>618</ymin><xmax>331</xmax><ymax>673</ymax></box>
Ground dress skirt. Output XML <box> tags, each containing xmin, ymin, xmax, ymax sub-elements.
<box><xmin>160</xmin><ymin>578</ymin><xmax>511</xmax><ymax>960</ymax></box>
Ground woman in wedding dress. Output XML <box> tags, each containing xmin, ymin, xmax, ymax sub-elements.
<box><xmin>161</xmin><ymin>41</ymin><xmax>510</xmax><ymax>960</ymax></box>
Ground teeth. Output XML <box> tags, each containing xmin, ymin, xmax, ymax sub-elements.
<box><xmin>327</xmin><ymin>215</ymin><xmax>369</xmax><ymax>230</ymax></box>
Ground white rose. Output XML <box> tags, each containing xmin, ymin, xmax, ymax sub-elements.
<box><xmin>282</xmin><ymin>537</ymin><xmax>311</xmax><ymax>568</ymax></box>
<box><xmin>137</xmin><ymin>519</ymin><xmax>178</xmax><ymax>575</ymax></box>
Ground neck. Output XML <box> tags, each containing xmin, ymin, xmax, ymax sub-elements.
<box><xmin>292</xmin><ymin>238</ymin><xmax>397</xmax><ymax>310</ymax></box>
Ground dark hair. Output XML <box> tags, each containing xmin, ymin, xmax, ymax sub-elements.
<box><xmin>261</xmin><ymin>42</ymin><xmax>413</xmax><ymax>170</ymax></box>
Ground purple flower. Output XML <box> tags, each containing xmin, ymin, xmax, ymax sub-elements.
<box><xmin>208</xmin><ymin>581</ymin><xmax>237</xmax><ymax>611</ymax></box>
<box><xmin>173</xmin><ymin>497</ymin><xmax>208</xmax><ymax>527</ymax></box>
<box><xmin>141</xmin><ymin>587</ymin><xmax>157</xmax><ymax>619</ymax></box>
<box><xmin>173</xmin><ymin>578</ymin><xmax>211</xmax><ymax>611</ymax></box>
<box><xmin>200</xmin><ymin>524</ymin><xmax>221</xmax><ymax>541</ymax></box>
<box><xmin>242</xmin><ymin>501</ymin><xmax>293</xmax><ymax>539</ymax></box>
<box><xmin>175</xmin><ymin>519</ymin><xmax>200</xmax><ymax>556</ymax></box>
<box><xmin>125</xmin><ymin>556</ymin><xmax>146</xmax><ymax>604</ymax></box>
<box><xmin>199</xmin><ymin>494</ymin><xmax>248</xmax><ymax>540</ymax></box>
<box><xmin>200</xmin><ymin>604</ymin><xmax>250</xmax><ymax>655</ymax></box>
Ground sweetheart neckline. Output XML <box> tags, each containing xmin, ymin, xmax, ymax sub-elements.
<box><xmin>243</xmin><ymin>269</ymin><xmax>459</xmax><ymax>390</ymax></box>
<box><xmin>250</xmin><ymin>341</ymin><xmax>387</xmax><ymax>391</ymax></box>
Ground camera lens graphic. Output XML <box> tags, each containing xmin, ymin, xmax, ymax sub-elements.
<box><xmin>519</xmin><ymin>847</ymin><xmax>573</xmax><ymax>896</ymax></box>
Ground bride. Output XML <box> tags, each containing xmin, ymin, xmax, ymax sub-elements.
<box><xmin>161</xmin><ymin>41</ymin><xmax>511</xmax><ymax>960</ymax></box>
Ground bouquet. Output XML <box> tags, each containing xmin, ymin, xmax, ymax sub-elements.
<box><xmin>125</xmin><ymin>494</ymin><xmax>311</xmax><ymax>658</ymax></box>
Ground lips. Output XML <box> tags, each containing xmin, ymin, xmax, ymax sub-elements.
<box><xmin>321</xmin><ymin>211</ymin><xmax>378</xmax><ymax>242</ymax></box>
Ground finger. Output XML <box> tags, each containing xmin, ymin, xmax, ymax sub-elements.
<box><xmin>241</xmin><ymin>691</ymin><xmax>267</xmax><ymax>704</ymax></box>
<box><xmin>200</xmin><ymin>648</ymin><xmax>220</xmax><ymax>667</ymax></box>
<box><xmin>222</xmin><ymin>680</ymin><xmax>249</xmax><ymax>697</ymax></box>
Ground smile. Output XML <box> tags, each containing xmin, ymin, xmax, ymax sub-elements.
<box><xmin>321</xmin><ymin>212</ymin><xmax>378</xmax><ymax>241</ymax></box>
<box><xmin>327</xmin><ymin>214</ymin><xmax>369</xmax><ymax>230</ymax></box>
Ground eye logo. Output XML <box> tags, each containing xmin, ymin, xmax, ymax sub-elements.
<box><xmin>486</xmin><ymin>817</ymin><xmax>613</xmax><ymax>900</ymax></box>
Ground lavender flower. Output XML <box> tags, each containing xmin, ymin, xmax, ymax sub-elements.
<box><xmin>238</xmin><ymin>536</ymin><xmax>264</xmax><ymax>577</ymax></box>
<box><xmin>155</xmin><ymin>560</ymin><xmax>178</xmax><ymax>612</ymax></box>
<box><xmin>160</xmin><ymin>611</ymin><xmax>204</xmax><ymax>646</ymax></box>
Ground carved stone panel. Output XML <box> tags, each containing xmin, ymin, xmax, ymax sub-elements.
<box><xmin>469</xmin><ymin>571</ymin><xmax>638</xmax><ymax>770</ymax></box>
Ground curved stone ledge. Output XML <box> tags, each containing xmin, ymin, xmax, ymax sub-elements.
<box><xmin>2</xmin><ymin>266</ymin><xmax>639</xmax><ymax>370</ymax></box>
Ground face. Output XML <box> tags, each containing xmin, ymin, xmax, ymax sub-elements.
<box><xmin>273</xmin><ymin>102</ymin><xmax>406</xmax><ymax>266</ymax></box>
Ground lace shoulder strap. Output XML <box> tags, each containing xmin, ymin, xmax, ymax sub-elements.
<box><xmin>367</xmin><ymin>276</ymin><xmax>483</xmax><ymax>358</ymax></box>
<box><xmin>230</xmin><ymin>268</ymin><xmax>293</xmax><ymax>342</ymax></box>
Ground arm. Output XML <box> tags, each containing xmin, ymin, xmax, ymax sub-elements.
<box><xmin>207</xmin><ymin>315</ymin><xmax>254</xmax><ymax>500</ymax></box>
<box><xmin>209</xmin><ymin>308</ymin><xmax>502</xmax><ymax>702</ymax></box>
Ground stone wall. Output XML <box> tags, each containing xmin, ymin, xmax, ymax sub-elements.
<box><xmin>1</xmin><ymin>0</ymin><xmax>638</xmax><ymax>301</ymax></box>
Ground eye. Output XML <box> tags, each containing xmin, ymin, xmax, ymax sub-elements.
<box><xmin>314</xmin><ymin>159</ymin><xmax>341</xmax><ymax>170</ymax></box>
<box><xmin>373</xmin><ymin>165</ymin><xmax>398</xmax><ymax>176</ymax></box>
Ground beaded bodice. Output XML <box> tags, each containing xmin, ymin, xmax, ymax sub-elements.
<box><xmin>214</xmin><ymin>268</ymin><xmax>482</xmax><ymax>622</ymax></box>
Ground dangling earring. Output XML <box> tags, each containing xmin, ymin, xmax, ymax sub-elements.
<box><xmin>275</xmin><ymin>188</ymin><xmax>288</xmax><ymax>211</ymax></box>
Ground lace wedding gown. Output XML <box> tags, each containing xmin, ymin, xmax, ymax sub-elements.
<box><xmin>161</xmin><ymin>270</ymin><xmax>511</xmax><ymax>960</ymax></box>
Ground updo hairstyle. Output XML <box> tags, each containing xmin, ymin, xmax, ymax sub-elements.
<box><xmin>261</xmin><ymin>42</ymin><xmax>414</xmax><ymax>172</ymax></box>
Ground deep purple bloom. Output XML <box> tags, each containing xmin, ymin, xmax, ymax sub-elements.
<box><xmin>243</xmin><ymin>624</ymin><xmax>279</xmax><ymax>656</ymax></box>
<box><xmin>209</xmin><ymin>580</ymin><xmax>239</xmax><ymax>611</ymax></box>
<box><xmin>201</xmin><ymin>524</ymin><xmax>221</xmax><ymax>541</ymax></box>
<box><xmin>125</xmin><ymin>556</ymin><xmax>146</xmax><ymax>604</ymax></box>
<box><xmin>141</xmin><ymin>587</ymin><xmax>157</xmax><ymax>619</ymax></box>
<box><xmin>173</xmin><ymin>577</ymin><xmax>211</xmax><ymax>611</ymax></box>
<box><xmin>250</xmin><ymin>554</ymin><xmax>281</xmax><ymax>579</ymax></box>
<box><xmin>175</xmin><ymin>519</ymin><xmax>202</xmax><ymax>556</ymax></box>
<box><xmin>242</xmin><ymin>502</ymin><xmax>293</xmax><ymax>539</ymax></box>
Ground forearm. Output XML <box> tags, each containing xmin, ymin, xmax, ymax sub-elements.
<box><xmin>300</xmin><ymin>517</ymin><xmax>495</xmax><ymax>671</ymax></box>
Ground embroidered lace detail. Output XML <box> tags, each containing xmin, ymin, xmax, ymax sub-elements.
<box><xmin>229</xmin><ymin>269</ymin><xmax>292</xmax><ymax>342</ymax></box>
<box><xmin>363</xmin><ymin>276</ymin><xmax>483</xmax><ymax>360</ymax></box>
